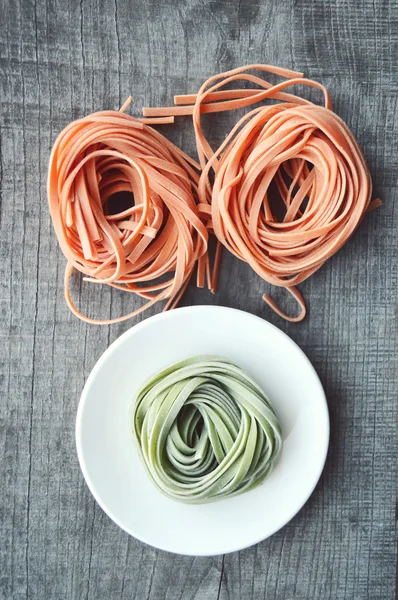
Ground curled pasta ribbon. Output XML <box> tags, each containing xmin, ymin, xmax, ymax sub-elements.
<box><xmin>132</xmin><ymin>356</ymin><xmax>282</xmax><ymax>504</ymax></box>
<box><xmin>48</xmin><ymin>105</ymin><xmax>208</xmax><ymax>324</ymax></box>
<box><xmin>144</xmin><ymin>65</ymin><xmax>376</xmax><ymax>321</ymax></box>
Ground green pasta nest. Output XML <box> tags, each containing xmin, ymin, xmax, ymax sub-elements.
<box><xmin>132</xmin><ymin>356</ymin><xmax>282</xmax><ymax>504</ymax></box>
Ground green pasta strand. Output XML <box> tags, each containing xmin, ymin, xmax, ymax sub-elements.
<box><xmin>132</xmin><ymin>356</ymin><xmax>282</xmax><ymax>504</ymax></box>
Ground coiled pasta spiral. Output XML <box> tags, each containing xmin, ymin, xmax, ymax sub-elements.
<box><xmin>193</xmin><ymin>67</ymin><xmax>374</xmax><ymax>321</ymax></box>
<box><xmin>132</xmin><ymin>356</ymin><xmax>282</xmax><ymax>504</ymax></box>
<box><xmin>48</xmin><ymin>108</ymin><xmax>208</xmax><ymax>324</ymax></box>
<box><xmin>144</xmin><ymin>65</ymin><xmax>379</xmax><ymax>321</ymax></box>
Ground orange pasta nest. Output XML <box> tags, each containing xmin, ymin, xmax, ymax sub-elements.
<box><xmin>143</xmin><ymin>65</ymin><xmax>380</xmax><ymax>321</ymax></box>
<box><xmin>48</xmin><ymin>65</ymin><xmax>379</xmax><ymax>324</ymax></box>
<box><xmin>48</xmin><ymin>103</ymin><xmax>208</xmax><ymax>324</ymax></box>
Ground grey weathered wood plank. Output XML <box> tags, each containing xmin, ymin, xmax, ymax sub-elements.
<box><xmin>0</xmin><ymin>0</ymin><xmax>396</xmax><ymax>599</ymax></box>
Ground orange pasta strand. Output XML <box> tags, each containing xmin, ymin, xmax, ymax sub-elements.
<box><xmin>48</xmin><ymin>107</ymin><xmax>208</xmax><ymax>324</ymax></box>
<box><xmin>144</xmin><ymin>65</ymin><xmax>375</xmax><ymax>321</ymax></box>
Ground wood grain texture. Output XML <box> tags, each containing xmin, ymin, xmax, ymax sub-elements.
<box><xmin>0</xmin><ymin>0</ymin><xmax>397</xmax><ymax>598</ymax></box>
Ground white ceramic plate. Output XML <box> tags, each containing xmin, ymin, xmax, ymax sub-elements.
<box><xmin>76</xmin><ymin>306</ymin><xmax>329</xmax><ymax>556</ymax></box>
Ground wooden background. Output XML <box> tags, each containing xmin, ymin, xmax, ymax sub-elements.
<box><xmin>1</xmin><ymin>0</ymin><xmax>397</xmax><ymax>598</ymax></box>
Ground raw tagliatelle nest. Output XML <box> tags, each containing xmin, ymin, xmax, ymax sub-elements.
<box><xmin>144</xmin><ymin>64</ymin><xmax>380</xmax><ymax>321</ymax></box>
<box><xmin>132</xmin><ymin>356</ymin><xmax>282</xmax><ymax>504</ymax></box>
<box><xmin>47</xmin><ymin>107</ymin><xmax>209</xmax><ymax>324</ymax></box>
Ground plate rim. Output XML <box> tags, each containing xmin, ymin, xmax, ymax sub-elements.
<box><xmin>76</xmin><ymin>305</ymin><xmax>330</xmax><ymax>555</ymax></box>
